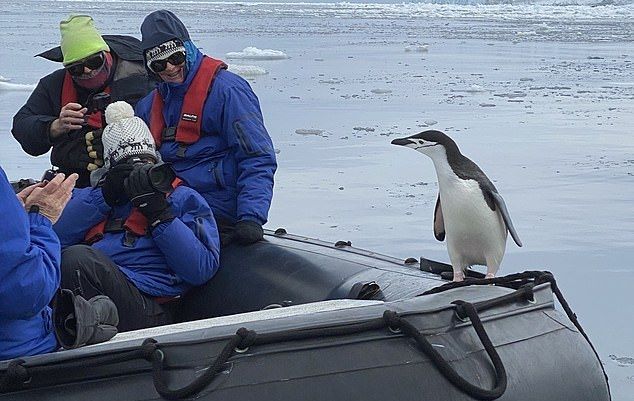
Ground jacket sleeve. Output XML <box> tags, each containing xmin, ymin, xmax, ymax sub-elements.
<box><xmin>53</xmin><ymin>187</ymin><xmax>111</xmax><ymax>248</ymax></box>
<box><xmin>11</xmin><ymin>75</ymin><xmax>61</xmax><ymax>156</ymax></box>
<box><xmin>0</xmin><ymin>168</ymin><xmax>61</xmax><ymax>319</ymax></box>
<box><xmin>214</xmin><ymin>74</ymin><xmax>277</xmax><ymax>225</ymax></box>
<box><xmin>150</xmin><ymin>187</ymin><xmax>220</xmax><ymax>286</ymax></box>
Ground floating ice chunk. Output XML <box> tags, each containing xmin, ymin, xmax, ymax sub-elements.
<box><xmin>228</xmin><ymin>64</ymin><xmax>268</xmax><ymax>77</ymax></box>
<box><xmin>319</xmin><ymin>79</ymin><xmax>343</xmax><ymax>84</ymax></box>
<box><xmin>451</xmin><ymin>84</ymin><xmax>489</xmax><ymax>94</ymax></box>
<box><xmin>424</xmin><ymin>120</ymin><xmax>438</xmax><ymax>126</ymax></box>
<box><xmin>295</xmin><ymin>129</ymin><xmax>325</xmax><ymax>136</ymax></box>
<box><xmin>465</xmin><ymin>84</ymin><xmax>489</xmax><ymax>93</ymax></box>
<box><xmin>516</xmin><ymin>31</ymin><xmax>537</xmax><ymax>36</ymax></box>
<box><xmin>479</xmin><ymin>103</ymin><xmax>497</xmax><ymax>107</ymax></box>
<box><xmin>405</xmin><ymin>44</ymin><xmax>429</xmax><ymax>53</ymax></box>
<box><xmin>0</xmin><ymin>75</ymin><xmax>9</xmax><ymax>82</ymax></box>
<box><xmin>371</xmin><ymin>88</ymin><xmax>392</xmax><ymax>94</ymax></box>
<box><xmin>226</xmin><ymin>47</ymin><xmax>288</xmax><ymax>60</ymax></box>
<box><xmin>0</xmin><ymin>81</ymin><xmax>36</xmax><ymax>91</ymax></box>
<box><xmin>353</xmin><ymin>127</ymin><xmax>375</xmax><ymax>132</ymax></box>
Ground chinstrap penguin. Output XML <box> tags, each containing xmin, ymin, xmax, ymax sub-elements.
<box><xmin>391</xmin><ymin>130</ymin><xmax>522</xmax><ymax>281</ymax></box>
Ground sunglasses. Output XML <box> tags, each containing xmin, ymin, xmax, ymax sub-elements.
<box><xmin>66</xmin><ymin>52</ymin><xmax>105</xmax><ymax>77</ymax></box>
<box><xmin>149</xmin><ymin>51</ymin><xmax>186</xmax><ymax>73</ymax></box>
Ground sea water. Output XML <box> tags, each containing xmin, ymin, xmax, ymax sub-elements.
<box><xmin>0</xmin><ymin>0</ymin><xmax>633</xmax><ymax>398</ymax></box>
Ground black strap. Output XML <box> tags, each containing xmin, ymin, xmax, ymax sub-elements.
<box><xmin>384</xmin><ymin>305</ymin><xmax>507</xmax><ymax>401</ymax></box>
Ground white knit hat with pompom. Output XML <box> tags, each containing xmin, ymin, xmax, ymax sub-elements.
<box><xmin>102</xmin><ymin>101</ymin><xmax>157</xmax><ymax>168</ymax></box>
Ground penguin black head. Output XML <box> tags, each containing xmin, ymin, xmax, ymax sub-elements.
<box><xmin>391</xmin><ymin>130</ymin><xmax>460</xmax><ymax>156</ymax></box>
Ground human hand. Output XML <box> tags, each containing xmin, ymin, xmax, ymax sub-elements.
<box><xmin>101</xmin><ymin>163</ymin><xmax>134</xmax><ymax>207</ymax></box>
<box><xmin>16</xmin><ymin>181</ymin><xmax>44</xmax><ymax>207</ymax></box>
<box><xmin>124</xmin><ymin>164</ymin><xmax>174</xmax><ymax>227</ymax></box>
<box><xmin>234</xmin><ymin>220</ymin><xmax>264</xmax><ymax>245</ymax></box>
<box><xmin>49</xmin><ymin>102</ymin><xmax>88</xmax><ymax>139</ymax></box>
<box><xmin>24</xmin><ymin>173</ymin><xmax>79</xmax><ymax>224</ymax></box>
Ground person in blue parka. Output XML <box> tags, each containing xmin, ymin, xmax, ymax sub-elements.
<box><xmin>0</xmin><ymin>168</ymin><xmax>78</xmax><ymax>361</ymax></box>
<box><xmin>54</xmin><ymin>101</ymin><xmax>221</xmax><ymax>332</ymax></box>
<box><xmin>135</xmin><ymin>10</ymin><xmax>277</xmax><ymax>246</ymax></box>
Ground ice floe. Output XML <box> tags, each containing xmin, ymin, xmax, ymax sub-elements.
<box><xmin>228</xmin><ymin>64</ymin><xmax>268</xmax><ymax>77</ymax></box>
<box><xmin>226</xmin><ymin>47</ymin><xmax>288</xmax><ymax>60</ymax></box>
<box><xmin>295</xmin><ymin>129</ymin><xmax>325</xmax><ymax>136</ymax></box>
<box><xmin>0</xmin><ymin>81</ymin><xmax>36</xmax><ymax>91</ymax></box>
<box><xmin>404</xmin><ymin>44</ymin><xmax>429</xmax><ymax>53</ymax></box>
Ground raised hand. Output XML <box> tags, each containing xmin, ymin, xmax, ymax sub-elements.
<box><xmin>23</xmin><ymin>173</ymin><xmax>79</xmax><ymax>223</ymax></box>
<box><xmin>49</xmin><ymin>102</ymin><xmax>88</xmax><ymax>139</ymax></box>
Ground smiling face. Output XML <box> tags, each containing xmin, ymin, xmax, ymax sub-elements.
<box><xmin>157</xmin><ymin>61</ymin><xmax>185</xmax><ymax>84</ymax></box>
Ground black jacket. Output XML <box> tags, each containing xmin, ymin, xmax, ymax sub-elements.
<box><xmin>11</xmin><ymin>35</ymin><xmax>156</xmax><ymax>187</ymax></box>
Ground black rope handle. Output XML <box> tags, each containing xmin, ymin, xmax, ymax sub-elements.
<box><xmin>145</xmin><ymin>328</ymin><xmax>255</xmax><ymax>400</ymax></box>
<box><xmin>384</xmin><ymin>303</ymin><xmax>507</xmax><ymax>401</ymax></box>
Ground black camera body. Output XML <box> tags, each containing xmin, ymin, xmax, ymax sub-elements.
<box><xmin>128</xmin><ymin>158</ymin><xmax>176</xmax><ymax>194</ymax></box>
<box><xmin>41</xmin><ymin>169</ymin><xmax>58</xmax><ymax>182</ymax></box>
<box><xmin>87</xmin><ymin>92</ymin><xmax>111</xmax><ymax>114</ymax></box>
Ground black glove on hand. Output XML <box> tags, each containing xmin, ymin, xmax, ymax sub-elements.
<box><xmin>124</xmin><ymin>163</ymin><xmax>174</xmax><ymax>227</ymax></box>
<box><xmin>101</xmin><ymin>163</ymin><xmax>134</xmax><ymax>207</ymax></box>
<box><xmin>53</xmin><ymin>289</ymin><xmax>119</xmax><ymax>349</ymax></box>
<box><xmin>234</xmin><ymin>220</ymin><xmax>264</xmax><ymax>245</ymax></box>
<box><xmin>85</xmin><ymin>129</ymin><xmax>104</xmax><ymax>171</ymax></box>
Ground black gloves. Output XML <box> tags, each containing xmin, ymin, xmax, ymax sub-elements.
<box><xmin>101</xmin><ymin>163</ymin><xmax>134</xmax><ymax>207</ymax></box>
<box><xmin>124</xmin><ymin>163</ymin><xmax>174</xmax><ymax>228</ymax></box>
<box><xmin>234</xmin><ymin>220</ymin><xmax>264</xmax><ymax>245</ymax></box>
<box><xmin>84</xmin><ymin>129</ymin><xmax>104</xmax><ymax>170</ymax></box>
<box><xmin>53</xmin><ymin>289</ymin><xmax>119</xmax><ymax>350</ymax></box>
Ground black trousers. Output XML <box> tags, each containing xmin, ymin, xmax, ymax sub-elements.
<box><xmin>60</xmin><ymin>245</ymin><xmax>173</xmax><ymax>332</ymax></box>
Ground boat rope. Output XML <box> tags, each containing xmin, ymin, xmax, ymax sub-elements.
<box><xmin>420</xmin><ymin>270</ymin><xmax>611</xmax><ymax>400</ymax></box>
<box><xmin>116</xmin><ymin>301</ymin><xmax>507</xmax><ymax>401</ymax></box>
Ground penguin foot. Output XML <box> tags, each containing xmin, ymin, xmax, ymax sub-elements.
<box><xmin>452</xmin><ymin>271</ymin><xmax>465</xmax><ymax>282</ymax></box>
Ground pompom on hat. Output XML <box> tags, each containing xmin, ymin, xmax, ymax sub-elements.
<box><xmin>102</xmin><ymin>101</ymin><xmax>158</xmax><ymax>169</ymax></box>
<box><xmin>60</xmin><ymin>15</ymin><xmax>110</xmax><ymax>66</ymax></box>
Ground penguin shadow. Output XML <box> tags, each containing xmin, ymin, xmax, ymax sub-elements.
<box><xmin>391</xmin><ymin>130</ymin><xmax>522</xmax><ymax>282</ymax></box>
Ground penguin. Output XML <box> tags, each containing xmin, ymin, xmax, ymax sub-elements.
<box><xmin>391</xmin><ymin>130</ymin><xmax>522</xmax><ymax>281</ymax></box>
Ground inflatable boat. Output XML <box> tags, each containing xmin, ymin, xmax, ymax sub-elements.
<box><xmin>0</xmin><ymin>229</ymin><xmax>610</xmax><ymax>401</ymax></box>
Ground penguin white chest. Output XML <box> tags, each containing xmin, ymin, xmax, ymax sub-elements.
<box><xmin>435</xmin><ymin>168</ymin><xmax>507</xmax><ymax>267</ymax></box>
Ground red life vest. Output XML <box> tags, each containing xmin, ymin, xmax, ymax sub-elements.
<box><xmin>149</xmin><ymin>56</ymin><xmax>227</xmax><ymax>148</ymax></box>
<box><xmin>84</xmin><ymin>177</ymin><xmax>183</xmax><ymax>245</ymax></box>
<box><xmin>61</xmin><ymin>72</ymin><xmax>111</xmax><ymax>129</ymax></box>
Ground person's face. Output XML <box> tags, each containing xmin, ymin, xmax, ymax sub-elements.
<box><xmin>65</xmin><ymin>52</ymin><xmax>105</xmax><ymax>78</ymax></box>
<box><xmin>149</xmin><ymin>51</ymin><xmax>187</xmax><ymax>84</ymax></box>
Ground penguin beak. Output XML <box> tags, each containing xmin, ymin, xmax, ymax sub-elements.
<box><xmin>391</xmin><ymin>138</ymin><xmax>414</xmax><ymax>146</ymax></box>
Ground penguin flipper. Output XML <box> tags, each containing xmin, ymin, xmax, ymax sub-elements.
<box><xmin>433</xmin><ymin>194</ymin><xmax>445</xmax><ymax>241</ymax></box>
<box><xmin>490</xmin><ymin>191</ymin><xmax>523</xmax><ymax>247</ymax></box>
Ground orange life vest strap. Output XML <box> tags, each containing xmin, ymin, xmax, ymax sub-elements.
<box><xmin>149</xmin><ymin>56</ymin><xmax>227</xmax><ymax>148</ymax></box>
<box><xmin>61</xmin><ymin>72</ymin><xmax>111</xmax><ymax>129</ymax></box>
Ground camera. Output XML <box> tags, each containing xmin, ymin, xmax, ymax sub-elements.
<box><xmin>129</xmin><ymin>158</ymin><xmax>176</xmax><ymax>194</ymax></box>
<box><xmin>41</xmin><ymin>168</ymin><xmax>58</xmax><ymax>182</ymax></box>
<box><xmin>86</xmin><ymin>92</ymin><xmax>111</xmax><ymax>114</ymax></box>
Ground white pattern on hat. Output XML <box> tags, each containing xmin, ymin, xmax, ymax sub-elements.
<box><xmin>102</xmin><ymin>101</ymin><xmax>157</xmax><ymax>168</ymax></box>
<box><xmin>145</xmin><ymin>39</ymin><xmax>186</xmax><ymax>70</ymax></box>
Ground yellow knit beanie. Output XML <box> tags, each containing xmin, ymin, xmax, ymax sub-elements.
<box><xmin>60</xmin><ymin>15</ymin><xmax>110</xmax><ymax>66</ymax></box>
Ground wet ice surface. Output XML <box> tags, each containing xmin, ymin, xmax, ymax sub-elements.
<box><xmin>0</xmin><ymin>0</ymin><xmax>633</xmax><ymax>398</ymax></box>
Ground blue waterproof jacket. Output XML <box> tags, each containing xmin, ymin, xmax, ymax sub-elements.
<box><xmin>0</xmin><ymin>167</ymin><xmax>59</xmax><ymax>361</ymax></box>
<box><xmin>135</xmin><ymin>10</ymin><xmax>277</xmax><ymax>226</ymax></box>
<box><xmin>53</xmin><ymin>186</ymin><xmax>220</xmax><ymax>297</ymax></box>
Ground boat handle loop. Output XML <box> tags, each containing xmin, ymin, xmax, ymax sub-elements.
<box><xmin>145</xmin><ymin>328</ymin><xmax>257</xmax><ymax>401</ymax></box>
<box><xmin>383</xmin><ymin>301</ymin><xmax>507</xmax><ymax>401</ymax></box>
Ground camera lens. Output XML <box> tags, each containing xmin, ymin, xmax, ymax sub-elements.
<box><xmin>148</xmin><ymin>164</ymin><xmax>175</xmax><ymax>193</ymax></box>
